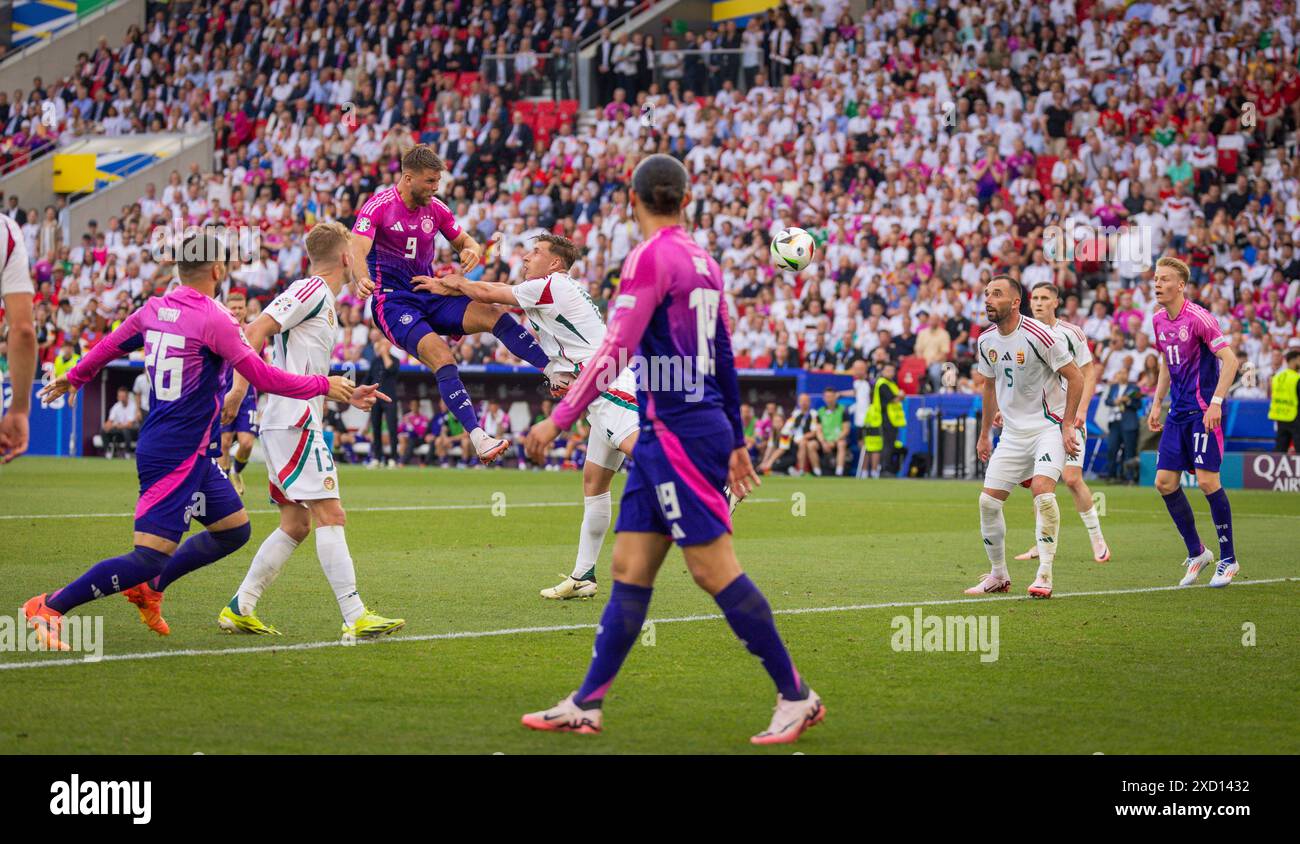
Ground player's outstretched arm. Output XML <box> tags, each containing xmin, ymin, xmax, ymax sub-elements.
<box><xmin>551</xmin><ymin>278</ymin><xmax>657</xmax><ymax>431</ymax></box>
<box><xmin>413</xmin><ymin>273</ymin><xmax>519</xmax><ymax>306</ymax></box>
<box><xmin>206</xmin><ymin>306</ymin><xmax>330</xmax><ymax>400</ymax></box>
<box><xmin>222</xmin><ymin>312</ymin><xmax>282</xmax><ymax>424</ymax></box>
<box><xmin>43</xmin><ymin>309</ymin><xmax>146</xmax><ymax>403</ymax></box>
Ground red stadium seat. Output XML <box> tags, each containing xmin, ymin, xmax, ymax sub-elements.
<box><xmin>536</xmin><ymin>112</ymin><xmax>560</xmax><ymax>134</ymax></box>
<box><xmin>557</xmin><ymin>100</ymin><xmax>578</xmax><ymax>120</ymax></box>
<box><xmin>1217</xmin><ymin>148</ymin><xmax>1238</xmax><ymax>178</ymax></box>
<box><xmin>1035</xmin><ymin>155</ymin><xmax>1057</xmax><ymax>193</ymax></box>
<box><xmin>897</xmin><ymin>356</ymin><xmax>928</xmax><ymax>395</ymax></box>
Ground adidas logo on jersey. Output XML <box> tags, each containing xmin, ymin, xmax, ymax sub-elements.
<box><xmin>391</xmin><ymin>221</ymin><xmax>404</xmax><ymax>232</ymax></box>
<box><xmin>1002</xmin><ymin>352</ymin><xmax>1012</xmax><ymax>361</ymax></box>
<box><xmin>1038</xmin><ymin>453</ymin><xmax>1052</xmax><ymax>462</ymax></box>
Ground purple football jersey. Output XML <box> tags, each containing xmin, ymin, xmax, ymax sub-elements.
<box><xmin>554</xmin><ymin>225</ymin><xmax>744</xmax><ymax>445</ymax></box>
<box><xmin>1153</xmin><ymin>300</ymin><xmax>1229</xmax><ymax>419</ymax></box>
<box><xmin>351</xmin><ymin>186</ymin><xmax>463</xmax><ymax>291</ymax></box>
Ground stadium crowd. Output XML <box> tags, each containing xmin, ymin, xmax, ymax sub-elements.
<box><xmin>3</xmin><ymin>0</ymin><xmax>1300</xmax><ymax>472</ymax></box>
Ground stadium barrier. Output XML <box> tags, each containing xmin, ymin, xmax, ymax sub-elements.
<box><xmin>1139</xmin><ymin>450</ymin><xmax>1300</xmax><ymax>492</ymax></box>
<box><xmin>3</xmin><ymin>380</ymin><xmax>83</xmax><ymax>456</ymax></box>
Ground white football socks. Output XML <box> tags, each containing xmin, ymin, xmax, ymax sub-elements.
<box><xmin>316</xmin><ymin>525</ymin><xmax>365</xmax><ymax>625</ymax></box>
<box><xmin>1034</xmin><ymin>493</ymin><xmax>1061</xmax><ymax>577</ymax></box>
<box><xmin>978</xmin><ymin>493</ymin><xmax>1008</xmax><ymax>580</ymax></box>
<box><xmin>1079</xmin><ymin>504</ymin><xmax>1103</xmax><ymax>542</ymax></box>
<box><xmin>571</xmin><ymin>491</ymin><xmax>611</xmax><ymax>580</ymax></box>
<box><xmin>237</xmin><ymin>528</ymin><xmax>299</xmax><ymax>616</ymax></box>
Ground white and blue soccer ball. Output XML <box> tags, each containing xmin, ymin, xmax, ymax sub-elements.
<box><xmin>770</xmin><ymin>227</ymin><xmax>815</xmax><ymax>272</ymax></box>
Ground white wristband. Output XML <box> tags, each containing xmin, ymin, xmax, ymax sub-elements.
<box><xmin>1210</xmin><ymin>396</ymin><xmax>1223</xmax><ymax>406</ymax></box>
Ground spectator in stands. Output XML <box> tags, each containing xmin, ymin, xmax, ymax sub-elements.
<box><xmin>807</xmin><ymin>387</ymin><xmax>850</xmax><ymax>477</ymax></box>
<box><xmin>364</xmin><ymin>333</ymin><xmax>401</xmax><ymax>469</ymax></box>
<box><xmin>102</xmin><ymin>386</ymin><xmax>140</xmax><ymax>459</ymax></box>
<box><xmin>915</xmin><ymin>311</ymin><xmax>952</xmax><ymax>391</ymax></box>
<box><xmin>1104</xmin><ymin>368</ymin><xmax>1142</xmax><ymax>484</ymax></box>
<box><xmin>398</xmin><ymin>399</ymin><xmax>435</xmax><ymax>467</ymax></box>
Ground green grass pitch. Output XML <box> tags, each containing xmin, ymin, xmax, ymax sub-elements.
<box><xmin>0</xmin><ymin>456</ymin><xmax>1296</xmax><ymax>754</ymax></box>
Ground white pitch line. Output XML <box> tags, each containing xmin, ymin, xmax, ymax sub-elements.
<box><xmin>2</xmin><ymin>577</ymin><xmax>1294</xmax><ymax>672</ymax></box>
<box><xmin>0</xmin><ymin>498</ymin><xmax>784</xmax><ymax>521</ymax></box>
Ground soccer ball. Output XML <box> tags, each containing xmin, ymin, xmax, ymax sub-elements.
<box><xmin>770</xmin><ymin>227</ymin><xmax>815</xmax><ymax>272</ymax></box>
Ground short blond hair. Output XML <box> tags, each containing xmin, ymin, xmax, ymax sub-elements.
<box><xmin>306</xmin><ymin>221</ymin><xmax>351</xmax><ymax>265</ymax></box>
<box><xmin>1156</xmin><ymin>256</ymin><xmax>1190</xmax><ymax>284</ymax></box>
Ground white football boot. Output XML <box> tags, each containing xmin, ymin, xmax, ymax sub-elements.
<box><xmin>964</xmin><ymin>573</ymin><xmax>1012</xmax><ymax>595</ymax></box>
<box><xmin>1178</xmin><ymin>546</ymin><xmax>1214</xmax><ymax>586</ymax></box>
<box><xmin>521</xmin><ymin>692</ymin><xmax>603</xmax><ymax>734</ymax></box>
<box><xmin>540</xmin><ymin>575</ymin><xmax>598</xmax><ymax>600</ymax></box>
<box><xmin>1208</xmin><ymin>559</ymin><xmax>1239</xmax><ymax>588</ymax></box>
<box><xmin>751</xmin><ymin>685</ymin><xmax>825</xmax><ymax>746</ymax></box>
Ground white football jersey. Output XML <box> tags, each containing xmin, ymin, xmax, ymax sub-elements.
<box><xmin>512</xmin><ymin>271</ymin><xmax>638</xmax><ymax>403</ymax></box>
<box><xmin>513</xmin><ymin>272</ymin><xmax>607</xmax><ymax>366</ymax></box>
<box><xmin>976</xmin><ymin>314</ymin><xmax>1073</xmax><ymax>436</ymax></box>
<box><xmin>260</xmin><ymin>276</ymin><xmax>337</xmax><ymax>432</ymax></box>
<box><xmin>0</xmin><ymin>213</ymin><xmax>33</xmax><ymax>297</ymax></box>
<box><xmin>1046</xmin><ymin>318</ymin><xmax>1092</xmax><ymax>422</ymax></box>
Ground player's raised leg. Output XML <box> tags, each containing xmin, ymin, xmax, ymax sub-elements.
<box><xmin>26</xmin><ymin>534</ymin><xmax>175</xmax><ymax>650</ymax></box>
<box><xmin>460</xmin><ymin>301</ymin><xmax>550</xmax><ymax>370</ymax></box>
<box><xmin>414</xmin><ymin>332</ymin><xmax>508</xmax><ymax>464</ymax></box>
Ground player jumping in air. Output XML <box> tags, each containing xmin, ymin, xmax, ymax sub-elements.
<box><xmin>218</xmin><ymin>222</ymin><xmax>405</xmax><ymax>639</ymax></box>
<box><xmin>420</xmin><ymin>233</ymin><xmax>639</xmax><ymax>601</ymax></box>
<box><xmin>23</xmin><ymin>232</ymin><xmax>361</xmax><ymax>648</ymax></box>
<box><xmin>1008</xmin><ymin>282</ymin><xmax>1111</xmax><ymax>563</ymax></box>
<box><xmin>521</xmin><ymin>154</ymin><xmax>824</xmax><ymax>745</ymax></box>
<box><xmin>349</xmin><ymin>145</ymin><xmax>551</xmax><ymax>464</ymax></box>
<box><xmin>1148</xmin><ymin>257</ymin><xmax>1242</xmax><ymax>588</ymax></box>
<box><xmin>214</xmin><ymin>289</ymin><xmax>259</xmax><ymax>495</ymax></box>
<box><xmin>970</xmin><ymin>275</ymin><xmax>1084</xmax><ymax>599</ymax></box>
